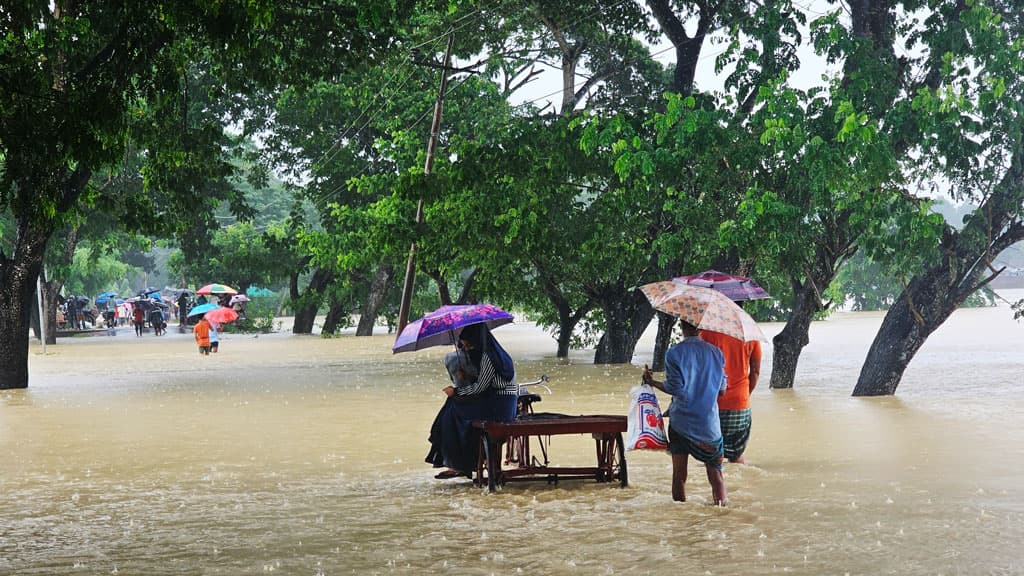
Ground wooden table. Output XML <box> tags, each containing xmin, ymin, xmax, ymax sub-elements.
<box><xmin>472</xmin><ymin>414</ymin><xmax>628</xmax><ymax>492</ymax></box>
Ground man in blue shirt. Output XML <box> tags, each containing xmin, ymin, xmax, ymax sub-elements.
<box><xmin>643</xmin><ymin>320</ymin><xmax>728</xmax><ymax>505</ymax></box>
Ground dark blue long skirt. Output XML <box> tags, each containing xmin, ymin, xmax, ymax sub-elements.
<box><xmin>426</xmin><ymin>392</ymin><xmax>517</xmax><ymax>474</ymax></box>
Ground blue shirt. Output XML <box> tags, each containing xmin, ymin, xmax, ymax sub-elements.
<box><xmin>662</xmin><ymin>336</ymin><xmax>727</xmax><ymax>443</ymax></box>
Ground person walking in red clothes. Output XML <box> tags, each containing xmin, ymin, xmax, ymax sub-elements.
<box><xmin>132</xmin><ymin>304</ymin><xmax>146</xmax><ymax>337</ymax></box>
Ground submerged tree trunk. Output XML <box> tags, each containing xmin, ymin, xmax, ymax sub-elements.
<box><xmin>593</xmin><ymin>290</ymin><xmax>655</xmax><ymax>364</ymax></box>
<box><xmin>650</xmin><ymin>312</ymin><xmax>677</xmax><ymax>372</ymax></box>
<box><xmin>854</xmin><ymin>166</ymin><xmax>1024</xmax><ymax>396</ymax></box>
<box><xmin>852</xmin><ymin>278</ymin><xmax>939</xmax><ymax>396</ymax></box>
<box><xmin>291</xmin><ymin>267</ymin><xmax>333</xmax><ymax>334</ymax></box>
<box><xmin>540</xmin><ymin>277</ymin><xmax>594</xmax><ymax>358</ymax></box>
<box><xmin>769</xmin><ymin>287</ymin><xmax>818</xmax><ymax>389</ymax></box>
<box><xmin>322</xmin><ymin>301</ymin><xmax>347</xmax><ymax>335</ymax></box>
<box><xmin>0</xmin><ymin>226</ymin><xmax>51</xmax><ymax>389</ymax></box>
<box><xmin>0</xmin><ymin>164</ymin><xmax>90</xmax><ymax>388</ymax></box>
<box><xmin>356</xmin><ymin>264</ymin><xmax>393</xmax><ymax>336</ymax></box>
<box><xmin>43</xmin><ymin>278</ymin><xmax>60</xmax><ymax>345</ymax></box>
<box><xmin>770</xmin><ymin>261</ymin><xmax>841</xmax><ymax>389</ymax></box>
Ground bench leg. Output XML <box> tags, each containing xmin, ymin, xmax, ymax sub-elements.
<box><xmin>593</xmin><ymin>433</ymin><xmax>628</xmax><ymax>487</ymax></box>
<box><xmin>482</xmin><ymin>433</ymin><xmax>502</xmax><ymax>492</ymax></box>
<box><xmin>614</xmin><ymin>433</ymin><xmax>628</xmax><ymax>487</ymax></box>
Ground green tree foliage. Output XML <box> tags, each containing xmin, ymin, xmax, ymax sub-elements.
<box><xmin>62</xmin><ymin>245</ymin><xmax>135</xmax><ymax>299</ymax></box>
<box><xmin>854</xmin><ymin>0</ymin><xmax>1024</xmax><ymax>395</ymax></box>
<box><xmin>0</xmin><ymin>0</ymin><xmax>426</xmax><ymax>388</ymax></box>
<box><xmin>171</xmin><ymin>222</ymin><xmax>281</xmax><ymax>294</ymax></box>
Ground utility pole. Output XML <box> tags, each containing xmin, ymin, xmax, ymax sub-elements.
<box><xmin>396</xmin><ymin>32</ymin><xmax>455</xmax><ymax>334</ymax></box>
<box><xmin>36</xmin><ymin>269</ymin><xmax>46</xmax><ymax>353</ymax></box>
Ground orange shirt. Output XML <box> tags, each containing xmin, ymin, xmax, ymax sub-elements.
<box><xmin>700</xmin><ymin>331</ymin><xmax>762</xmax><ymax>411</ymax></box>
<box><xmin>193</xmin><ymin>320</ymin><xmax>211</xmax><ymax>347</ymax></box>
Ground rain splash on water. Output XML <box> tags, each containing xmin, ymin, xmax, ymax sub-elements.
<box><xmin>2</xmin><ymin>291</ymin><xmax>1023</xmax><ymax>574</ymax></box>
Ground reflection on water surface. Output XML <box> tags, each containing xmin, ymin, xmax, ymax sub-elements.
<box><xmin>2</xmin><ymin>296</ymin><xmax>1023</xmax><ymax>575</ymax></box>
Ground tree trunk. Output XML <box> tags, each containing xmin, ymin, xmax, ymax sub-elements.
<box><xmin>43</xmin><ymin>278</ymin><xmax>61</xmax><ymax>345</ymax></box>
<box><xmin>593</xmin><ymin>290</ymin><xmax>655</xmax><ymax>364</ymax></box>
<box><xmin>291</xmin><ymin>267</ymin><xmax>333</xmax><ymax>334</ymax></box>
<box><xmin>454</xmin><ymin>268</ymin><xmax>477</xmax><ymax>304</ymax></box>
<box><xmin>854</xmin><ymin>164</ymin><xmax>1024</xmax><ymax>395</ymax></box>
<box><xmin>646</xmin><ymin>0</ymin><xmax>711</xmax><ymax>96</ymax></box>
<box><xmin>291</xmin><ymin>302</ymin><xmax>318</xmax><ymax>334</ymax></box>
<box><xmin>552</xmin><ymin>298</ymin><xmax>592</xmax><ymax>359</ymax></box>
<box><xmin>427</xmin><ymin>269</ymin><xmax>452</xmax><ymax>306</ymax></box>
<box><xmin>322</xmin><ymin>301</ymin><xmax>347</xmax><ymax>335</ymax></box>
<box><xmin>651</xmin><ymin>312</ymin><xmax>677</xmax><ymax>372</ymax></box>
<box><xmin>356</xmin><ymin>264</ymin><xmax>393</xmax><ymax>336</ymax></box>
<box><xmin>852</xmin><ymin>281</ymin><xmax>936</xmax><ymax>396</ymax></box>
<box><xmin>540</xmin><ymin>277</ymin><xmax>594</xmax><ymax>358</ymax></box>
<box><xmin>0</xmin><ymin>227</ymin><xmax>50</xmax><ymax>389</ymax></box>
<box><xmin>769</xmin><ymin>280</ymin><xmax>825</xmax><ymax>389</ymax></box>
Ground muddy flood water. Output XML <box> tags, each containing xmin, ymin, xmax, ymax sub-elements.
<box><xmin>3</xmin><ymin>292</ymin><xmax>1024</xmax><ymax>575</ymax></box>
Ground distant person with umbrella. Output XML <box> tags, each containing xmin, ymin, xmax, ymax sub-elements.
<box><xmin>203</xmin><ymin>307</ymin><xmax>239</xmax><ymax>354</ymax></box>
<box><xmin>65</xmin><ymin>295</ymin><xmax>79</xmax><ymax>330</ymax></box>
<box><xmin>132</xmin><ymin>301</ymin><xmax>146</xmax><ymax>337</ymax></box>
<box><xmin>193</xmin><ymin>317</ymin><xmax>212</xmax><ymax>355</ymax></box>
<box><xmin>175</xmin><ymin>290</ymin><xmax>191</xmax><ymax>328</ymax></box>
<box><xmin>229</xmin><ymin>294</ymin><xmax>249</xmax><ymax>319</ymax></box>
<box><xmin>148</xmin><ymin>304</ymin><xmax>166</xmax><ymax>336</ymax></box>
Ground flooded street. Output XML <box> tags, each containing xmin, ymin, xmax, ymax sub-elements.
<box><xmin>2</xmin><ymin>293</ymin><xmax>1023</xmax><ymax>575</ymax></box>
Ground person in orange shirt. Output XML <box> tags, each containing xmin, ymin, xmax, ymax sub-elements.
<box><xmin>193</xmin><ymin>317</ymin><xmax>212</xmax><ymax>355</ymax></box>
<box><xmin>700</xmin><ymin>330</ymin><xmax>761</xmax><ymax>464</ymax></box>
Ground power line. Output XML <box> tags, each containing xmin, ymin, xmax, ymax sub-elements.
<box><xmin>304</xmin><ymin>34</ymin><xmax>446</xmax><ymax>178</ymax></box>
<box><xmin>316</xmin><ymin>72</ymin><xmax>478</xmax><ymax>203</ymax></box>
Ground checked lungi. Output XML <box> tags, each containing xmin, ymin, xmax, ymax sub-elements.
<box><xmin>719</xmin><ymin>408</ymin><xmax>752</xmax><ymax>461</ymax></box>
<box><xmin>667</xmin><ymin>426</ymin><xmax>724</xmax><ymax>470</ymax></box>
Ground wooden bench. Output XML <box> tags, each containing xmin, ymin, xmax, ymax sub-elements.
<box><xmin>472</xmin><ymin>414</ymin><xmax>628</xmax><ymax>492</ymax></box>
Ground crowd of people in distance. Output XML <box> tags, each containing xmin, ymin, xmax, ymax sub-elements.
<box><xmin>57</xmin><ymin>289</ymin><xmax>246</xmax><ymax>355</ymax></box>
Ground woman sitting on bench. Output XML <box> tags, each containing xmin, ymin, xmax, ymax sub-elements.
<box><xmin>426</xmin><ymin>324</ymin><xmax>517</xmax><ymax>480</ymax></box>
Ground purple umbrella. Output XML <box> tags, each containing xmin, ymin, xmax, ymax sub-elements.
<box><xmin>392</xmin><ymin>304</ymin><xmax>514</xmax><ymax>354</ymax></box>
<box><xmin>674</xmin><ymin>270</ymin><xmax>771</xmax><ymax>302</ymax></box>
<box><xmin>229</xmin><ymin>294</ymin><xmax>250</xmax><ymax>306</ymax></box>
